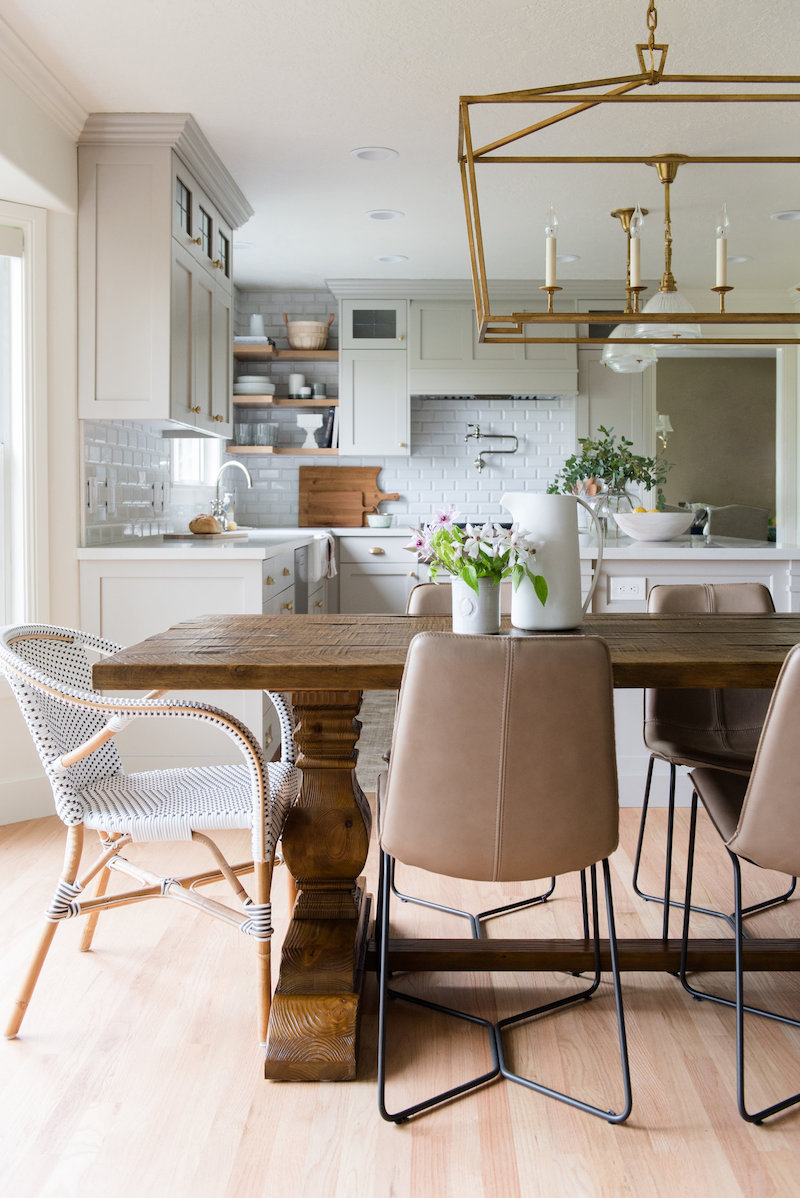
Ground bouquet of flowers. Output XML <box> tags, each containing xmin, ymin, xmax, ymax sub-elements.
<box><xmin>405</xmin><ymin>506</ymin><xmax>547</xmax><ymax>605</ymax></box>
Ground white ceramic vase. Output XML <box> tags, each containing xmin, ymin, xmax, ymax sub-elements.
<box><xmin>451</xmin><ymin>575</ymin><xmax>501</xmax><ymax>635</ymax></box>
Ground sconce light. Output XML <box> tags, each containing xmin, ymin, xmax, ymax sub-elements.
<box><xmin>656</xmin><ymin>413</ymin><xmax>674</xmax><ymax>449</ymax></box>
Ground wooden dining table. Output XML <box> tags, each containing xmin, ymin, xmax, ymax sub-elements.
<box><xmin>93</xmin><ymin>610</ymin><xmax>800</xmax><ymax>1082</ymax></box>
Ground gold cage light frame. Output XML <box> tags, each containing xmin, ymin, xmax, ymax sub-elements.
<box><xmin>458</xmin><ymin>25</ymin><xmax>800</xmax><ymax>347</ymax></box>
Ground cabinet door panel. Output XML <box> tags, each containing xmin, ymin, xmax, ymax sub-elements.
<box><xmin>170</xmin><ymin>246</ymin><xmax>194</xmax><ymax>423</ymax></box>
<box><xmin>341</xmin><ymin>299</ymin><xmax>407</xmax><ymax>349</ymax></box>
<box><xmin>211</xmin><ymin>283</ymin><xmax>232</xmax><ymax>432</ymax></box>
<box><xmin>339</xmin><ymin>563</ymin><xmax>419</xmax><ymax>613</ymax></box>
<box><xmin>193</xmin><ymin>268</ymin><xmax>215</xmax><ymax>428</ymax></box>
<box><xmin>339</xmin><ymin>350</ymin><xmax>409</xmax><ymax>456</ymax></box>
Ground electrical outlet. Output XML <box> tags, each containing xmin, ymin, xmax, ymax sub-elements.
<box><xmin>609</xmin><ymin>576</ymin><xmax>646</xmax><ymax>601</ymax></box>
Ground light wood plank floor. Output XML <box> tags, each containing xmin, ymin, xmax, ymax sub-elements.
<box><xmin>1</xmin><ymin>805</ymin><xmax>799</xmax><ymax>1198</ymax></box>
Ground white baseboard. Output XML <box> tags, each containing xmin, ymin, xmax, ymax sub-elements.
<box><xmin>0</xmin><ymin>775</ymin><xmax>52</xmax><ymax>825</ymax></box>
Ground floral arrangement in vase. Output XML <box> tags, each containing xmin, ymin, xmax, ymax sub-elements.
<box><xmin>405</xmin><ymin>506</ymin><xmax>548</xmax><ymax>606</ymax></box>
<box><xmin>546</xmin><ymin>425</ymin><xmax>668</xmax><ymax>508</ymax></box>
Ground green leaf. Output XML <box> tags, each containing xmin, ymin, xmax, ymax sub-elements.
<box><xmin>533</xmin><ymin>574</ymin><xmax>548</xmax><ymax>606</ymax></box>
<box><xmin>463</xmin><ymin>562</ymin><xmax>479</xmax><ymax>594</ymax></box>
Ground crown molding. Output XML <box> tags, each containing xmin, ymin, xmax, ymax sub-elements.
<box><xmin>0</xmin><ymin>15</ymin><xmax>87</xmax><ymax>139</ymax></box>
<box><xmin>79</xmin><ymin>112</ymin><xmax>254</xmax><ymax>228</ymax></box>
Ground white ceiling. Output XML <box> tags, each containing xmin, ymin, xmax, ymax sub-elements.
<box><xmin>4</xmin><ymin>0</ymin><xmax>800</xmax><ymax>294</ymax></box>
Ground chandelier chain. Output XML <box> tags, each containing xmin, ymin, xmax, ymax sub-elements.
<box><xmin>645</xmin><ymin>1</ymin><xmax>659</xmax><ymax>73</ymax></box>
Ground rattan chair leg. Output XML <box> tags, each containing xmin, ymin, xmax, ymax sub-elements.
<box><xmin>79</xmin><ymin>864</ymin><xmax>111</xmax><ymax>952</ymax></box>
<box><xmin>6</xmin><ymin>824</ymin><xmax>85</xmax><ymax>1038</ymax></box>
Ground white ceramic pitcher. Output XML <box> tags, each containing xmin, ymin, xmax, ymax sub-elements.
<box><xmin>501</xmin><ymin>492</ymin><xmax>604</xmax><ymax>630</ymax></box>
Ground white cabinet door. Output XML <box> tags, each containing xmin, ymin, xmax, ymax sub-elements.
<box><xmin>339</xmin><ymin>562</ymin><xmax>421</xmax><ymax>613</ymax></box>
<box><xmin>339</xmin><ymin>349</ymin><xmax>409</xmax><ymax>456</ymax></box>
<box><xmin>340</xmin><ymin>299</ymin><xmax>407</xmax><ymax>349</ymax></box>
<box><xmin>170</xmin><ymin>243</ymin><xmax>232</xmax><ymax>433</ymax></box>
<box><xmin>408</xmin><ymin>300</ymin><xmax>577</xmax><ymax>395</ymax></box>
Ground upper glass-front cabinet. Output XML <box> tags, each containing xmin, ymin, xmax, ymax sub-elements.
<box><xmin>340</xmin><ymin>299</ymin><xmax>407</xmax><ymax>349</ymax></box>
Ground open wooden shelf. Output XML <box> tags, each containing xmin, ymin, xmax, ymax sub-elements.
<box><xmin>226</xmin><ymin>446</ymin><xmax>339</xmax><ymax>455</ymax></box>
<box><xmin>233</xmin><ymin>345</ymin><xmax>338</xmax><ymax>362</ymax></box>
<box><xmin>232</xmin><ymin>396</ymin><xmax>338</xmax><ymax>407</ymax></box>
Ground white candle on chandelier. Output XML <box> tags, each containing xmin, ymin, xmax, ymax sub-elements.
<box><xmin>545</xmin><ymin>204</ymin><xmax>558</xmax><ymax>287</ymax></box>
<box><xmin>629</xmin><ymin>204</ymin><xmax>644</xmax><ymax>287</ymax></box>
<box><xmin>715</xmin><ymin>202</ymin><xmax>730</xmax><ymax>287</ymax></box>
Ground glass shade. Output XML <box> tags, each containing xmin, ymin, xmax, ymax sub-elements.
<box><xmin>636</xmin><ymin>289</ymin><xmax>702</xmax><ymax>341</ymax></box>
<box><xmin>600</xmin><ymin>325</ymin><xmax>658</xmax><ymax>373</ymax></box>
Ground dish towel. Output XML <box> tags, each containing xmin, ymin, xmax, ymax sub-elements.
<box><xmin>320</xmin><ymin>532</ymin><xmax>337</xmax><ymax>579</ymax></box>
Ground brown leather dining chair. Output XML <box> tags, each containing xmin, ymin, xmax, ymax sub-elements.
<box><xmin>377</xmin><ymin>631</ymin><xmax>632</xmax><ymax>1124</ymax></box>
<box><xmin>679</xmin><ymin>642</ymin><xmax>800</xmax><ymax>1124</ymax></box>
<box><xmin>396</xmin><ymin>581</ymin><xmax>562</xmax><ymax>937</ymax></box>
<box><xmin>633</xmin><ymin>582</ymin><xmax>794</xmax><ymax>937</ymax></box>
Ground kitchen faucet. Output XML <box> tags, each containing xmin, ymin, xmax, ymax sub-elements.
<box><xmin>464</xmin><ymin>423</ymin><xmax>519</xmax><ymax>473</ymax></box>
<box><xmin>212</xmin><ymin>460</ymin><xmax>253</xmax><ymax>523</ymax></box>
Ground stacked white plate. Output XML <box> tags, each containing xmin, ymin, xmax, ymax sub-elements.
<box><xmin>233</xmin><ymin>376</ymin><xmax>276</xmax><ymax>395</ymax></box>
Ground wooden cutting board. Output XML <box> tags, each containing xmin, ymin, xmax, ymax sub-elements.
<box><xmin>306</xmin><ymin>491</ymin><xmax>376</xmax><ymax>527</ymax></box>
<box><xmin>299</xmin><ymin>466</ymin><xmax>399</xmax><ymax>526</ymax></box>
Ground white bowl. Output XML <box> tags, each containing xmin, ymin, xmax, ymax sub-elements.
<box><xmin>236</xmin><ymin>374</ymin><xmax>267</xmax><ymax>383</ymax></box>
<box><xmin>612</xmin><ymin>511</ymin><xmax>693</xmax><ymax>541</ymax></box>
<box><xmin>366</xmin><ymin>513</ymin><xmax>393</xmax><ymax>528</ymax></box>
<box><xmin>233</xmin><ymin>381</ymin><xmax>276</xmax><ymax>395</ymax></box>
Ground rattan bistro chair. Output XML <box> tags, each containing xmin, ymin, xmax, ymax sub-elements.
<box><xmin>679</xmin><ymin>642</ymin><xmax>800</xmax><ymax>1123</ymax></box>
<box><xmin>391</xmin><ymin>583</ymin><xmax>560</xmax><ymax>937</ymax></box>
<box><xmin>633</xmin><ymin>582</ymin><xmax>794</xmax><ymax>937</ymax></box>
<box><xmin>0</xmin><ymin>623</ymin><xmax>299</xmax><ymax>1046</ymax></box>
<box><xmin>377</xmin><ymin>632</ymin><xmax>631</xmax><ymax>1124</ymax></box>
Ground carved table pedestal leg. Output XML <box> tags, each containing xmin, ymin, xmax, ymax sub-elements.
<box><xmin>265</xmin><ymin>690</ymin><xmax>372</xmax><ymax>1081</ymax></box>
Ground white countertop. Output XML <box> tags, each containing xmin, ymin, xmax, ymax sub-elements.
<box><xmin>76</xmin><ymin>528</ymin><xmax>323</xmax><ymax>560</ymax></box>
<box><xmin>580</xmin><ymin>534</ymin><xmax>800</xmax><ymax>560</ymax></box>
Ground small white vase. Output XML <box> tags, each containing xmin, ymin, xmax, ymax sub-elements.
<box><xmin>451</xmin><ymin>576</ymin><xmax>501</xmax><ymax>635</ymax></box>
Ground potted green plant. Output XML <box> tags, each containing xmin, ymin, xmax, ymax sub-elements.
<box><xmin>547</xmin><ymin>425</ymin><xmax>668</xmax><ymax>513</ymax></box>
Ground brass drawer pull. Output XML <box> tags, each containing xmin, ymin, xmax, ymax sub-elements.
<box><xmin>283</xmin><ymin>567</ymin><xmax>291</xmax><ymax>576</ymax></box>
<box><xmin>369</xmin><ymin>546</ymin><xmax>386</xmax><ymax>555</ymax></box>
<box><xmin>265</xmin><ymin>576</ymin><xmax>275</xmax><ymax>586</ymax></box>
<box><xmin>280</xmin><ymin>601</ymin><xmax>293</xmax><ymax>613</ymax></box>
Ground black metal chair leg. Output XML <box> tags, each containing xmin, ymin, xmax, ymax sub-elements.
<box><xmin>378</xmin><ymin>852</ymin><xmax>501</xmax><ymax>1123</ymax></box>
<box><xmin>679</xmin><ymin>798</ymin><xmax>800</xmax><ymax>1124</ymax></box>
<box><xmin>634</xmin><ymin>756</ymin><xmax>796</xmax><ymax>936</ymax></box>
<box><xmin>495</xmin><ymin>861</ymin><xmax>632</xmax><ymax>1124</ymax></box>
<box><xmin>390</xmin><ymin>857</ymin><xmax>555</xmax><ymax>941</ymax></box>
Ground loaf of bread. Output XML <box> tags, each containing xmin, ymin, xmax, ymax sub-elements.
<box><xmin>189</xmin><ymin>514</ymin><xmax>223</xmax><ymax>535</ymax></box>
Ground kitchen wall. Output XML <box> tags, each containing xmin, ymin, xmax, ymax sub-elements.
<box><xmin>81</xmin><ymin>287</ymin><xmax>576</xmax><ymax>540</ymax></box>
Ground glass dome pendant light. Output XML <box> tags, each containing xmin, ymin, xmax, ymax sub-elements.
<box><xmin>601</xmin><ymin>203</ymin><xmax>658</xmax><ymax>373</ymax></box>
<box><xmin>635</xmin><ymin>155</ymin><xmax>701</xmax><ymax>345</ymax></box>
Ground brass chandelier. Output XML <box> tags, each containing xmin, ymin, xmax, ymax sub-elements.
<box><xmin>458</xmin><ymin>0</ymin><xmax>800</xmax><ymax>348</ymax></box>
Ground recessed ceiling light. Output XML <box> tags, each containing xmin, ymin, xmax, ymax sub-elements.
<box><xmin>727</xmin><ymin>254</ymin><xmax>751</xmax><ymax>264</ymax></box>
<box><xmin>556</xmin><ymin>253</ymin><xmax>580</xmax><ymax>264</ymax></box>
<box><xmin>376</xmin><ymin>254</ymin><xmax>409</xmax><ymax>263</ymax></box>
<box><xmin>366</xmin><ymin>209</ymin><xmax>405</xmax><ymax>221</ymax></box>
<box><xmin>350</xmin><ymin>146</ymin><xmax>399</xmax><ymax>162</ymax></box>
<box><xmin>770</xmin><ymin>210</ymin><xmax>800</xmax><ymax>221</ymax></box>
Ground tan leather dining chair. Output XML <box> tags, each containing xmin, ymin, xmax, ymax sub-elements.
<box><xmin>398</xmin><ymin>581</ymin><xmax>561</xmax><ymax>936</ymax></box>
<box><xmin>377</xmin><ymin>632</ymin><xmax>632</xmax><ymax>1124</ymax></box>
<box><xmin>679</xmin><ymin>642</ymin><xmax>800</xmax><ymax>1124</ymax></box>
<box><xmin>633</xmin><ymin>582</ymin><xmax>794</xmax><ymax>937</ymax></box>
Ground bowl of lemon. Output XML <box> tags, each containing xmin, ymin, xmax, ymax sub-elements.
<box><xmin>612</xmin><ymin>508</ymin><xmax>693</xmax><ymax>541</ymax></box>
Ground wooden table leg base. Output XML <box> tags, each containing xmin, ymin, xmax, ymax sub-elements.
<box><xmin>265</xmin><ymin>883</ymin><xmax>371</xmax><ymax>1080</ymax></box>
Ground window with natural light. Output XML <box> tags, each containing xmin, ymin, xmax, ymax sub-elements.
<box><xmin>170</xmin><ymin>435</ymin><xmax>222</xmax><ymax>487</ymax></box>
<box><xmin>0</xmin><ymin>227</ymin><xmax>24</xmax><ymax>624</ymax></box>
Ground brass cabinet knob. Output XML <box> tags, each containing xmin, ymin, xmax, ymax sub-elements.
<box><xmin>397</xmin><ymin>334</ymin><xmax>405</xmax><ymax>342</ymax></box>
<box><xmin>369</xmin><ymin>546</ymin><xmax>385</xmax><ymax>555</ymax></box>
<box><xmin>280</xmin><ymin>601</ymin><xmax>293</xmax><ymax>613</ymax></box>
<box><xmin>212</xmin><ymin>259</ymin><xmax>224</xmax><ymax>270</ymax></box>
<box><xmin>212</xmin><ymin>414</ymin><xmax>224</xmax><ymax>422</ymax></box>
<box><xmin>265</xmin><ymin>576</ymin><xmax>275</xmax><ymax>586</ymax></box>
<box><xmin>283</xmin><ymin>567</ymin><xmax>291</xmax><ymax>576</ymax></box>
<box><xmin>314</xmin><ymin>600</ymin><xmax>323</xmax><ymax>608</ymax></box>
<box><xmin>190</xmin><ymin>236</ymin><xmax>202</xmax><ymax>246</ymax></box>
<box><xmin>398</xmin><ymin>442</ymin><xmax>407</xmax><ymax>448</ymax></box>
<box><xmin>190</xmin><ymin>405</ymin><xmax>202</xmax><ymax>414</ymax></box>
<box><xmin>408</xmin><ymin>571</ymin><xmax>417</xmax><ymax>578</ymax></box>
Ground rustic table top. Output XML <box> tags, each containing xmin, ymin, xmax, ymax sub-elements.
<box><xmin>92</xmin><ymin>611</ymin><xmax>800</xmax><ymax>692</ymax></box>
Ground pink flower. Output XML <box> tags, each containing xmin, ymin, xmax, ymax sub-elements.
<box><xmin>431</xmin><ymin>504</ymin><xmax>460</xmax><ymax>529</ymax></box>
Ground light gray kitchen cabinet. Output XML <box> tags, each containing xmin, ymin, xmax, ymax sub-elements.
<box><xmin>77</xmin><ymin>114</ymin><xmax>250</xmax><ymax>434</ymax></box>
<box><xmin>408</xmin><ymin>299</ymin><xmax>578</xmax><ymax>395</ymax></box>
<box><xmin>340</xmin><ymin>299</ymin><xmax>407</xmax><ymax>349</ymax></box>
<box><xmin>338</xmin><ymin>348</ymin><xmax>410</xmax><ymax>456</ymax></box>
<box><xmin>337</xmin><ymin>534</ymin><xmax>419</xmax><ymax>612</ymax></box>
